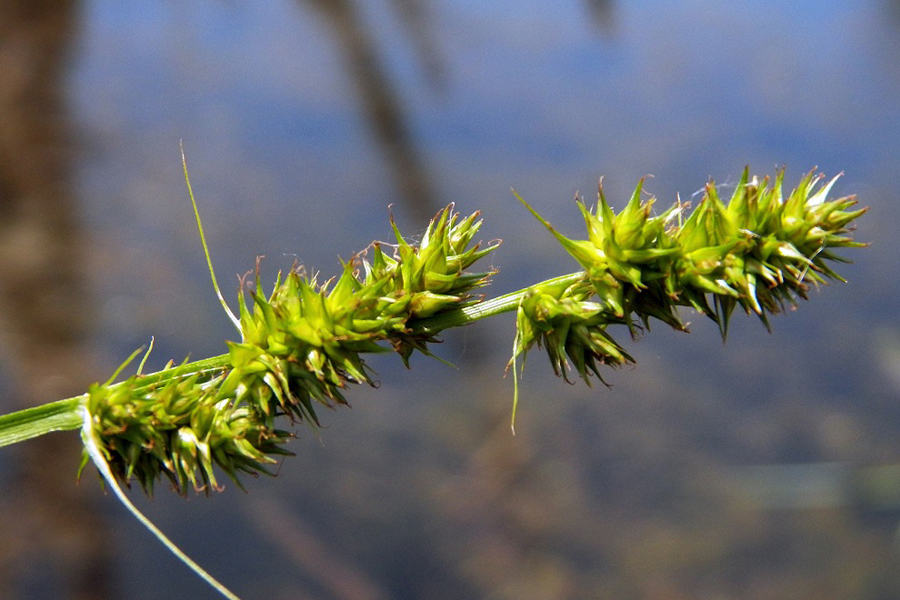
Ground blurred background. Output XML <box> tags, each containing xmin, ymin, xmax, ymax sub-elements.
<box><xmin>0</xmin><ymin>0</ymin><xmax>898</xmax><ymax>598</ymax></box>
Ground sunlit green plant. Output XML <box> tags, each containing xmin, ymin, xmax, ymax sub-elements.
<box><xmin>0</xmin><ymin>161</ymin><xmax>866</xmax><ymax>599</ymax></box>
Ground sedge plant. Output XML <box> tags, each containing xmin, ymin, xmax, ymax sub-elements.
<box><xmin>0</xmin><ymin>155</ymin><xmax>867</xmax><ymax>598</ymax></box>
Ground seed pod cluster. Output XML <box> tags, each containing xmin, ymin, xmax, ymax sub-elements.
<box><xmin>514</xmin><ymin>168</ymin><xmax>865</xmax><ymax>381</ymax></box>
<box><xmin>84</xmin><ymin>206</ymin><xmax>498</xmax><ymax>495</ymax></box>
<box><xmin>221</xmin><ymin>205</ymin><xmax>499</xmax><ymax>425</ymax></box>
<box><xmin>81</xmin><ymin>361</ymin><xmax>292</xmax><ymax>496</ymax></box>
<box><xmin>513</xmin><ymin>277</ymin><xmax>634</xmax><ymax>386</ymax></box>
<box><xmin>81</xmin><ymin>173</ymin><xmax>864</xmax><ymax>495</ymax></box>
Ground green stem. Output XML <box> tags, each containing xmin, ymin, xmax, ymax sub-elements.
<box><xmin>411</xmin><ymin>271</ymin><xmax>585</xmax><ymax>332</ymax></box>
<box><xmin>0</xmin><ymin>273</ymin><xmax>584</xmax><ymax>449</ymax></box>
<box><xmin>0</xmin><ymin>396</ymin><xmax>84</xmax><ymax>447</ymax></box>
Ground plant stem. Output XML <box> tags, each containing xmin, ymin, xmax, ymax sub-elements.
<box><xmin>411</xmin><ymin>271</ymin><xmax>584</xmax><ymax>332</ymax></box>
<box><xmin>0</xmin><ymin>396</ymin><xmax>84</xmax><ymax>447</ymax></box>
<box><xmin>0</xmin><ymin>272</ymin><xmax>585</xmax><ymax>448</ymax></box>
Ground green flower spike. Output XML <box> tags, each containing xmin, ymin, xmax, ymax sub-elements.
<box><xmin>510</xmin><ymin>168</ymin><xmax>866</xmax><ymax>428</ymax></box>
<box><xmin>681</xmin><ymin>167</ymin><xmax>868</xmax><ymax>336</ymax></box>
<box><xmin>69</xmin><ymin>195</ymin><xmax>504</xmax><ymax>598</ymax></box>
<box><xmin>367</xmin><ymin>205</ymin><xmax>500</xmax><ymax>364</ymax></box>
<box><xmin>214</xmin><ymin>205</ymin><xmax>500</xmax><ymax>431</ymax></box>
<box><xmin>511</xmin><ymin>278</ymin><xmax>634</xmax><ymax>384</ymax></box>
<box><xmin>516</xmin><ymin>181</ymin><xmax>685</xmax><ymax>334</ymax></box>
<box><xmin>79</xmin><ymin>199</ymin><xmax>500</xmax><ymax>499</ymax></box>
<box><xmin>0</xmin><ymin>156</ymin><xmax>865</xmax><ymax>599</ymax></box>
<box><xmin>80</xmin><ymin>345</ymin><xmax>291</xmax><ymax>497</ymax></box>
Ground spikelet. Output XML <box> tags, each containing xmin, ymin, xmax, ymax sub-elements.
<box><xmin>512</xmin><ymin>168</ymin><xmax>865</xmax><ymax>386</ymax></box>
